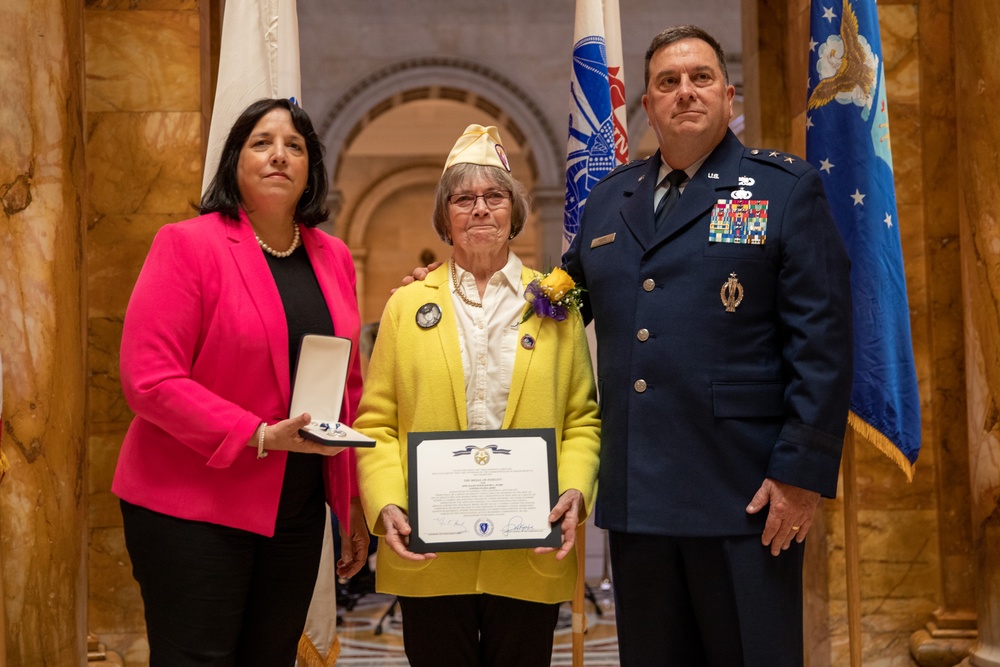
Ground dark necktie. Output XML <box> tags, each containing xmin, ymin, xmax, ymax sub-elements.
<box><xmin>654</xmin><ymin>169</ymin><xmax>688</xmax><ymax>231</ymax></box>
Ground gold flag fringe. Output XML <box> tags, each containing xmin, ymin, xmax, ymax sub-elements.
<box><xmin>848</xmin><ymin>411</ymin><xmax>915</xmax><ymax>482</ymax></box>
<box><xmin>296</xmin><ymin>632</ymin><xmax>341</xmax><ymax>667</ymax></box>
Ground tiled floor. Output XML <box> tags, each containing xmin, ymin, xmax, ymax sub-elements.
<box><xmin>333</xmin><ymin>583</ymin><xmax>621</xmax><ymax>666</ymax></box>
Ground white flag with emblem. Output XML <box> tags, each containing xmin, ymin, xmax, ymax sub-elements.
<box><xmin>202</xmin><ymin>0</ymin><xmax>302</xmax><ymax>194</ymax></box>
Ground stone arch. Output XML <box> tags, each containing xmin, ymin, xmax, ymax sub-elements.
<box><xmin>316</xmin><ymin>57</ymin><xmax>564</xmax><ymax>191</ymax></box>
<box><xmin>346</xmin><ymin>166</ymin><xmax>441</xmax><ymax>251</ymax></box>
<box><xmin>344</xmin><ymin>165</ymin><xmax>443</xmax><ymax>320</ymax></box>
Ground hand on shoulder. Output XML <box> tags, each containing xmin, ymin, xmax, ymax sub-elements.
<box><xmin>391</xmin><ymin>261</ymin><xmax>442</xmax><ymax>294</ymax></box>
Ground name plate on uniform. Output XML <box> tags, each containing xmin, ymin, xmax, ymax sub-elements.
<box><xmin>290</xmin><ymin>335</ymin><xmax>374</xmax><ymax>447</ymax></box>
<box><xmin>407</xmin><ymin>428</ymin><xmax>560</xmax><ymax>553</ymax></box>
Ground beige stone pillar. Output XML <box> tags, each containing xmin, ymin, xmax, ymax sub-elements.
<box><xmin>0</xmin><ymin>0</ymin><xmax>88</xmax><ymax>665</ymax></box>
<box><xmin>742</xmin><ymin>4</ymin><xmax>836</xmax><ymax>665</ymax></box>
<box><xmin>532</xmin><ymin>186</ymin><xmax>567</xmax><ymax>266</ymax></box>
<box><xmin>910</xmin><ymin>0</ymin><xmax>978</xmax><ymax>663</ymax></box>
<box><xmin>957</xmin><ymin>0</ymin><xmax>1000</xmax><ymax>664</ymax></box>
<box><xmin>83</xmin><ymin>2</ymin><xmax>205</xmax><ymax>663</ymax></box>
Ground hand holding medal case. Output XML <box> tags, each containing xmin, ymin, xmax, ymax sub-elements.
<box><xmin>290</xmin><ymin>335</ymin><xmax>375</xmax><ymax>447</ymax></box>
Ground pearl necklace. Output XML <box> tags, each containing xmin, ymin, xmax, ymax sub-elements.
<box><xmin>256</xmin><ymin>223</ymin><xmax>301</xmax><ymax>258</ymax></box>
<box><xmin>451</xmin><ymin>260</ymin><xmax>483</xmax><ymax>308</ymax></box>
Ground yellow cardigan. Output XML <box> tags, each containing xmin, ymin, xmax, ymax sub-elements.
<box><xmin>355</xmin><ymin>262</ymin><xmax>601</xmax><ymax>604</ymax></box>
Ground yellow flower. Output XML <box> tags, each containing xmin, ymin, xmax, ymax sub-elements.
<box><xmin>539</xmin><ymin>267</ymin><xmax>576</xmax><ymax>302</ymax></box>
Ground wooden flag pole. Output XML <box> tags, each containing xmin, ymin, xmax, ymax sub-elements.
<box><xmin>842</xmin><ymin>430</ymin><xmax>863</xmax><ymax>666</ymax></box>
<box><xmin>572</xmin><ymin>522</ymin><xmax>587</xmax><ymax>667</ymax></box>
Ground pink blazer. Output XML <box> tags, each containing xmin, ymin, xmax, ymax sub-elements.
<box><xmin>113</xmin><ymin>211</ymin><xmax>362</xmax><ymax>536</ymax></box>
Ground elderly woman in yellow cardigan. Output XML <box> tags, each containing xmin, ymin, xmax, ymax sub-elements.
<box><xmin>354</xmin><ymin>124</ymin><xmax>601</xmax><ymax>667</ymax></box>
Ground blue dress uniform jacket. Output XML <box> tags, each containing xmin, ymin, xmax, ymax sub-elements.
<box><xmin>563</xmin><ymin>129</ymin><xmax>853</xmax><ymax>538</ymax></box>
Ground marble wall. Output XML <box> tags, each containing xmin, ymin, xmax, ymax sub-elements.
<box><xmin>956</xmin><ymin>0</ymin><xmax>1000</xmax><ymax>663</ymax></box>
<box><xmin>910</xmin><ymin>0</ymin><xmax>979</xmax><ymax>663</ymax></box>
<box><xmin>83</xmin><ymin>1</ymin><xmax>204</xmax><ymax>664</ymax></box>
<box><xmin>0</xmin><ymin>0</ymin><xmax>89</xmax><ymax>664</ymax></box>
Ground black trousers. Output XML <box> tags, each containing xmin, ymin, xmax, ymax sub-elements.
<box><xmin>609</xmin><ymin>531</ymin><xmax>805</xmax><ymax>667</ymax></box>
<box><xmin>121</xmin><ymin>498</ymin><xmax>325</xmax><ymax>667</ymax></box>
<box><xmin>397</xmin><ymin>593</ymin><xmax>561</xmax><ymax>667</ymax></box>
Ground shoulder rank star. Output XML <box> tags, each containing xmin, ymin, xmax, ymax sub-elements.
<box><xmin>720</xmin><ymin>272</ymin><xmax>744</xmax><ymax>312</ymax></box>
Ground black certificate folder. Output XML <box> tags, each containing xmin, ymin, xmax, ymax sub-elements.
<box><xmin>407</xmin><ymin>429</ymin><xmax>561</xmax><ymax>553</ymax></box>
<box><xmin>290</xmin><ymin>335</ymin><xmax>374</xmax><ymax>447</ymax></box>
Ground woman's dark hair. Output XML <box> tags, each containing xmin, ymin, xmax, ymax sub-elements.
<box><xmin>199</xmin><ymin>98</ymin><xmax>329</xmax><ymax>227</ymax></box>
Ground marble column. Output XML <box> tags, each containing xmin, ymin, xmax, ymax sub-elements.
<box><xmin>740</xmin><ymin>0</ymin><xmax>798</xmax><ymax>152</ymax></box>
<box><xmin>84</xmin><ymin>2</ymin><xmax>205</xmax><ymax>664</ymax></box>
<box><xmin>742</xmin><ymin>4</ymin><xmax>836</xmax><ymax>665</ymax></box>
<box><xmin>957</xmin><ymin>0</ymin><xmax>1000</xmax><ymax>664</ymax></box>
<box><xmin>532</xmin><ymin>186</ymin><xmax>566</xmax><ymax>267</ymax></box>
<box><xmin>910</xmin><ymin>0</ymin><xmax>978</xmax><ymax>663</ymax></box>
<box><xmin>0</xmin><ymin>0</ymin><xmax>88</xmax><ymax>665</ymax></box>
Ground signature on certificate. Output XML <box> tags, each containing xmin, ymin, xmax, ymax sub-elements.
<box><xmin>433</xmin><ymin>517</ymin><xmax>468</xmax><ymax>533</ymax></box>
<box><xmin>501</xmin><ymin>516</ymin><xmax>536</xmax><ymax>536</ymax></box>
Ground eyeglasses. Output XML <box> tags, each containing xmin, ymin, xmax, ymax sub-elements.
<box><xmin>447</xmin><ymin>190</ymin><xmax>512</xmax><ymax>211</ymax></box>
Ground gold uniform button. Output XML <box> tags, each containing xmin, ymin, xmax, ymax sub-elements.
<box><xmin>636</xmin><ymin>328</ymin><xmax>650</xmax><ymax>342</ymax></box>
<box><xmin>634</xmin><ymin>379</ymin><xmax>647</xmax><ymax>393</ymax></box>
<box><xmin>643</xmin><ymin>278</ymin><xmax>655</xmax><ymax>292</ymax></box>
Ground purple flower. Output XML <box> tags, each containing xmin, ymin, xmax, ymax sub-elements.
<box><xmin>526</xmin><ymin>281</ymin><xmax>545</xmax><ymax>301</ymax></box>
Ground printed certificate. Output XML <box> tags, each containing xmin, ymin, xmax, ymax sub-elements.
<box><xmin>407</xmin><ymin>429</ymin><xmax>560</xmax><ymax>553</ymax></box>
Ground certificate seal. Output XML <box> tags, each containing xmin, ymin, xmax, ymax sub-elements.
<box><xmin>475</xmin><ymin>519</ymin><xmax>494</xmax><ymax>538</ymax></box>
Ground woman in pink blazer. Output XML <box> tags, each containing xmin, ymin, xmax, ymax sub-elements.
<box><xmin>113</xmin><ymin>99</ymin><xmax>368</xmax><ymax>666</ymax></box>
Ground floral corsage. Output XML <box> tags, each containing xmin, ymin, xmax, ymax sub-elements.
<box><xmin>521</xmin><ymin>267</ymin><xmax>585</xmax><ymax>323</ymax></box>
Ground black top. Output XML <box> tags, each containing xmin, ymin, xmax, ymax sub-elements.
<box><xmin>264</xmin><ymin>243</ymin><xmax>334</xmax><ymax>526</ymax></box>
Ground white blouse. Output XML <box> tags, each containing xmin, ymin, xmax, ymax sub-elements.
<box><xmin>450</xmin><ymin>252</ymin><xmax>525</xmax><ymax>430</ymax></box>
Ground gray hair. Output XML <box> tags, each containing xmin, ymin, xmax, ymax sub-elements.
<box><xmin>432</xmin><ymin>164</ymin><xmax>530</xmax><ymax>244</ymax></box>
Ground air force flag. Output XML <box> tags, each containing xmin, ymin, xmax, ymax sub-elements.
<box><xmin>806</xmin><ymin>0</ymin><xmax>921</xmax><ymax>477</ymax></box>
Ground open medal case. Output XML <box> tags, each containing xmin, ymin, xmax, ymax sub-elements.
<box><xmin>290</xmin><ymin>335</ymin><xmax>375</xmax><ymax>447</ymax></box>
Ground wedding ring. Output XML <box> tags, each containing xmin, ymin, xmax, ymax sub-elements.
<box><xmin>791</xmin><ymin>526</ymin><xmax>801</xmax><ymax>531</ymax></box>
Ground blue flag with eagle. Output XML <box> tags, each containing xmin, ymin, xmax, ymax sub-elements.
<box><xmin>806</xmin><ymin>0</ymin><xmax>920</xmax><ymax>478</ymax></box>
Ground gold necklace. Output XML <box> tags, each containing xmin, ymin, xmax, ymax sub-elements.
<box><xmin>451</xmin><ymin>260</ymin><xmax>483</xmax><ymax>308</ymax></box>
